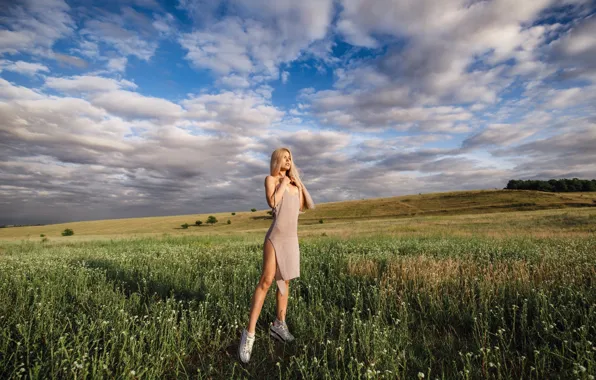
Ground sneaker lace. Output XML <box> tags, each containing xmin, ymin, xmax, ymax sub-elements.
<box><xmin>277</xmin><ymin>322</ymin><xmax>290</xmax><ymax>337</ymax></box>
<box><xmin>243</xmin><ymin>335</ymin><xmax>254</xmax><ymax>355</ymax></box>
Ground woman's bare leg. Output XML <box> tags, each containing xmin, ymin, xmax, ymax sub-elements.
<box><xmin>247</xmin><ymin>239</ymin><xmax>277</xmax><ymax>334</ymax></box>
<box><xmin>276</xmin><ymin>280</ymin><xmax>290</xmax><ymax>321</ymax></box>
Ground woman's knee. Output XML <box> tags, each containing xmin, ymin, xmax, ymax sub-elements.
<box><xmin>258</xmin><ymin>275</ymin><xmax>275</xmax><ymax>290</ymax></box>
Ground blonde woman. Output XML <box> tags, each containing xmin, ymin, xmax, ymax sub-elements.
<box><xmin>238</xmin><ymin>147</ymin><xmax>315</xmax><ymax>363</ymax></box>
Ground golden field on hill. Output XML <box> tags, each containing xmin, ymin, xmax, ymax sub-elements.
<box><xmin>1</xmin><ymin>189</ymin><xmax>595</xmax><ymax>242</ymax></box>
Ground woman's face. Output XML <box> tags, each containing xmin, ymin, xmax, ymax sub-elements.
<box><xmin>282</xmin><ymin>152</ymin><xmax>292</xmax><ymax>171</ymax></box>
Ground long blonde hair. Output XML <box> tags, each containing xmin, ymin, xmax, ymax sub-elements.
<box><xmin>270</xmin><ymin>147</ymin><xmax>315</xmax><ymax>211</ymax></box>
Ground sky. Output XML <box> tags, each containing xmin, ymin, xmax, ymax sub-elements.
<box><xmin>1</xmin><ymin>0</ymin><xmax>595</xmax><ymax>225</ymax></box>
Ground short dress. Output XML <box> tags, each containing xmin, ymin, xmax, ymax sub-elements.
<box><xmin>263</xmin><ymin>184</ymin><xmax>300</xmax><ymax>296</ymax></box>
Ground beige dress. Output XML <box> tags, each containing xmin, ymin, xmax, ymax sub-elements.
<box><xmin>264</xmin><ymin>184</ymin><xmax>300</xmax><ymax>296</ymax></box>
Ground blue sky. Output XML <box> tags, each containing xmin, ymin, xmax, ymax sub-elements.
<box><xmin>1</xmin><ymin>0</ymin><xmax>595</xmax><ymax>224</ymax></box>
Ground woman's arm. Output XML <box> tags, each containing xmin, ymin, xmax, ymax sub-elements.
<box><xmin>298</xmin><ymin>182</ymin><xmax>304</xmax><ymax>212</ymax></box>
<box><xmin>265</xmin><ymin>175</ymin><xmax>290</xmax><ymax>208</ymax></box>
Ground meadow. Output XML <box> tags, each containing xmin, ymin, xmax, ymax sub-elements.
<box><xmin>1</xmin><ymin>190</ymin><xmax>595</xmax><ymax>379</ymax></box>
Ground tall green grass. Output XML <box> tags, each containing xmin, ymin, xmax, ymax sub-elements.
<box><xmin>1</xmin><ymin>235</ymin><xmax>595</xmax><ymax>379</ymax></box>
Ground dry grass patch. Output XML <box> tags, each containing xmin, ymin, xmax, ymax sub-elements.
<box><xmin>345</xmin><ymin>255</ymin><xmax>595</xmax><ymax>298</ymax></box>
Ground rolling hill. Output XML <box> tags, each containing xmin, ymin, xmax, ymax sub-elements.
<box><xmin>1</xmin><ymin>189</ymin><xmax>595</xmax><ymax>241</ymax></box>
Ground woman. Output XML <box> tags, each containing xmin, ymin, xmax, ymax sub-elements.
<box><xmin>238</xmin><ymin>147</ymin><xmax>315</xmax><ymax>363</ymax></box>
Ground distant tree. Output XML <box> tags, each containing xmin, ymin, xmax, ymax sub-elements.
<box><xmin>554</xmin><ymin>181</ymin><xmax>568</xmax><ymax>192</ymax></box>
<box><xmin>319</xmin><ymin>219</ymin><xmax>324</xmax><ymax>224</ymax></box>
<box><xmin>207</xmin><ymin>215</ymin><xmax>218</xmax><ymax>225</ymax></box>
<box><xmin>506</xmin><ymin>178</ymin><xmax>596</xmax><ymax>192</ymax></box>
<box><xmin>195</xmin><ymin>220</ymin><xmax>203</xmax><ymax>226</ymax></box>
<box><xmin>570</xmin><ymin>178</ymin><xmax>582</xmax><ymax>192</ymax></box>
<box><xmin>181</xmin><ymin>223</ymin><xmax>189</xmax><ymax>229</ymax></box>
<box><xmin>251</xmin><ymin>208</ymin><xmax>257</xmax><ymax>212</ymax></box>
<box><xmin>537</xmin><ymin>181</ymin><xmax>553</xmax><ymax>192</ymax></box>
<box><xmin>40</xmin><ymin>234</ymin><xmax>45</xmax><ymax>237</ymax></box>
<box><xmin>227</xmin><ymin>219</ymin><xmax>231</xmax><ymax>225</ymax></box>
<box><xmin>61</xmin><ymin>228</ymin><xmax>74</xmax><ymax>236</ymax></box>
<box><xmin>505</xmin><ymin>179</ymin><xmax>523</xmax><ymax>190</ymax></box>
<box><xmin>231</xmin><ymin>212</ymin><xmax>236</xmax><ymax>215</ymax></box>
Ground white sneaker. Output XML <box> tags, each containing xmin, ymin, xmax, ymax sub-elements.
<box><xmin>269</xmin><ymin>320</ymin><xmax>295</xmax><ymax>342</ymax></box>
<box><xmin>238</xmin><ymin>329</ymin><xmax>255</xmax><ymax>363</ymax></box>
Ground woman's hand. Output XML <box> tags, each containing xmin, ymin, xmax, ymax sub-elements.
<box><xmin>281</xmin><ymin>175</ymin><xmax>292</xmax><ymax>186</ymax></box>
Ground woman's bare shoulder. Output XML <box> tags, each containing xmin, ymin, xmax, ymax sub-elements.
<box><xmin>264</xmin><ymin>175</ymin><xmax>277</xmax><ymax>186</ymax></box>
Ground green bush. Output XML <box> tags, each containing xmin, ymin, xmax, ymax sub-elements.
<box><xmin>181</xmin><ymin>223</ymin><xmax>189</xmax><ymax>229</ymax></box>
<box><xmin>41</xmin><ymin>237</ymin><xmax>49</xmax><ymax>243</ymax></box>
<box><xmin>231</xmin><ymin>212</ymin><xmax>236</xmax><ymax>216</ymax></box>
<box><xmin>61</xmin><ymin>229</ymin><xmax>74</xmax><ymax>236</ymax></box>
<box><xmin>319</xmin><ymin>219</ymin><xmax>324</xmax><ymax>224</ymax></box>
<box><xmin>227</xmin><ymin>220</ymin><xmax>231</xmax><ymax>225</ymax></box>
<box><xmin>251</xmin><ymin>208</ymin><xmax>257</xmax><ymax>212</ymax></box>
<box><xmin>40</xmin><ymin>234</ymin><xmax>45</xmax><ymax>237</ymax></box>
<box><xmin>207</xmin><ymin>216</ymin><xmax>218</xmax><ymax>225</ymax></box>
<box><xmin>195</xmin><ymin>220</ymin><xmax>203</xmax><ymax>226</ymax></box>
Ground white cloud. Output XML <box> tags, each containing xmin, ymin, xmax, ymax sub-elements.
<box><xmin>0</xmin><ymin>78</ymin><xmax>44</xmax><ymax>100</ymax></box>
<box><xmin>182</xmin><ymin>89</ymin><xmax>284</xmax><ymax>134</ymax></box>
<box><xmin>81</xmin><ymin>19</ymin><xmax>158</xmax><ymax>61</ymax></box>
<box><xmin>0</xmin><ymin>77</ymin><xmax>278</xmax><ymax>223</ymax></box>
<box><xmin>179</xmin><ymin>19</ymin><xmax>255</xmax><ymax>75</ymax></box>
<box><xmin>178</xmin><ymin>0</ymin><xmax>334</xmax><ymax>84</ymax></box>
<box><xmin>74</xmin><ymin>5</ymin><xmax>176</xmax><ymax>73</ymax></box>
<box><xmin>462</xmin><ymin>124</ymin><xmax>539</xmax><ymax>149</ymax></box>
<box><xmin>52</xmin><ymin>53</ymin><xmax>88</xmax><ymax>68</ymax></box>
<box><xmin>0</xmin><ymin>60</ymin><xmax>49</xmax><ymax>76</ymax></box>
<box><xmin>91</xmin><ymin>90</ymin><xmax>185</xmax><ymax>120</ymax></box>
<box><xmin>219</xmin><ymin>75</ymin><xmax>251</xmax><ymax>88</ymax></box>
<box><xmin>309</xmin><ymin>85</ymin><xmax>474</xmax><ymax>132</ymax></box>
<box><xmin>71</xmin><ymin>40</ymin><xmax>100</xmax><ymax>59</ymax></box>
<box><xmin>0</xmin><ymin>0</ymin><xmax>74</xmax><ymax>56</ymax></box>
<box><xmin>45</xmin><ymin>75</ymin><xmax>138</xmax><ymax>93</ymax></box>
<box><xmin>304</xmin><ymin>0</ymin><xmax>595</xmax><ymax>137</ymax></box>
<box><xmin>549</xmin><ymin>15</ymin><xmax>596</xmax><ymax>82</ymax></box>
<box><xmin>107</xmin><ymin>57</ymin><xmax>128</xmax><ymax>72</ymax></box>
<box><xmin>261</xmin><ymin>129</ymin><xmax>352</xmax><ymax>159</ymax></box>
<box><xmin>281</xmin><ymin>71</ymin><xmax>289</xmax><ymax>84</ymax></box>
<box><xmin>329</xmin><ymin>0</ymin><xmax>582</xmax><ymax>109</ymax></box>
<box><xmin>152</xmin><ymin>13</ymin><xmax>176</xmax><ymax>36</ymax></box>
<box><xmin>494</xmin><ymin>121</ymin><xmax>596</xmax><ymax>177</ymax></box>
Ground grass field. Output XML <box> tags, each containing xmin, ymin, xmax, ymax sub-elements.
<box><xmin>1</xmin><ymin>190</ymin><xmax>595</xmax><ymax>379</ymax></box>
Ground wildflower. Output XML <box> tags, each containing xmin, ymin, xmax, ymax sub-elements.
<box><xmin>418</xmin><ymin>372</ymin><xmax>425</xmax><ymax>379</ymax></box>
